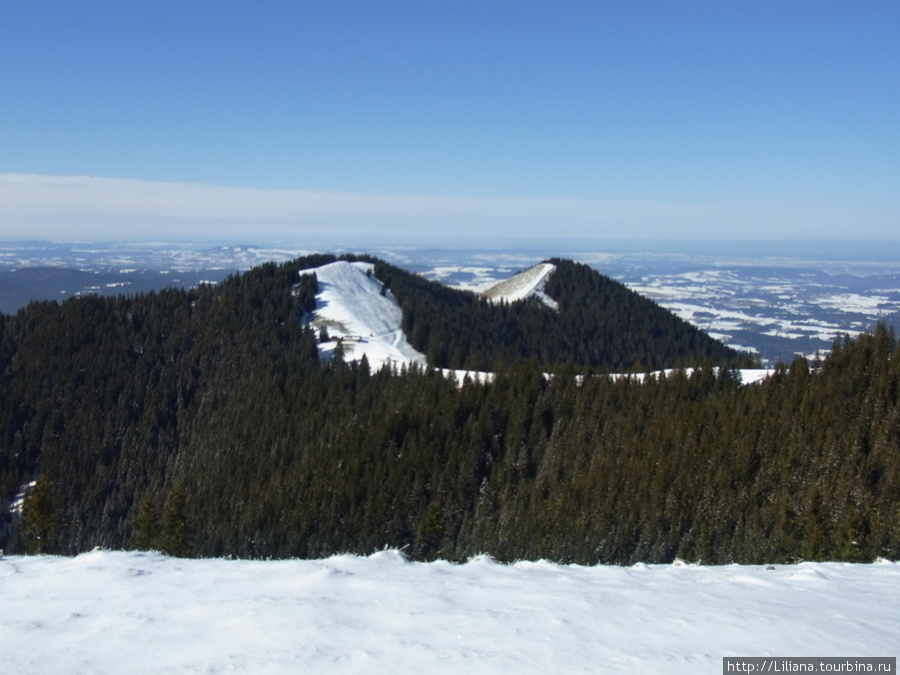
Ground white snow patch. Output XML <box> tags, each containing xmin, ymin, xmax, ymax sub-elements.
<box><xmin>454</xmin><ymin>368</ymin><xmax>773</xmax><ymax>388</ymax></box>
<box><xmin>0</xmin><ymin>550</ymin><xmax>896</xmax><ymax>674</ymax></box>
<box><xmin>609</xmin><ymin>368</ymin><xmax>774</xmax><ymax>386</ymax></box>
<box><xmin>738</xmin><ymin>369</ymin><xmax>775</xmax><ymax>385</ymax></box>
<box><xmin>480</xmin><ymin>263</ymin><xmax>558</xmax><ymax>310</ymax></box>
<box><xmin>813</xmin><ymin>293</ymin><xmax>893</xmax><ymax>316</ymax></box>
<box><xmin>7</xmin><ymin>480</ymin><xmax>36</xmax><ymax>516</ymax></box>
<box><xmin>299</xmin><ymin>261</ymin><xmax>427</xmax><ymax>372</ymax></box>
<box><xmin>761</xmin><ymin>328</ymin><xmax>807</xmax><ymax>340</ymax></box>
<box><xmin>439</xmin><ymin>369</ymin><xmax>495</xmax><ymax>386</ymax></box>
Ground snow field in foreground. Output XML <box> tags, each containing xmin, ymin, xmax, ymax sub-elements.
<box><xmin>1</xmin><ymin>550</ymin><xmax>897</xmax><ymax>674</ymax></box>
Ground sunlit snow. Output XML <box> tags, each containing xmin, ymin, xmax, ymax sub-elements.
<box><xmin>479</xmin><ymin>262</ymin><xmax>558</xmax><ymax>309</ymax></box>
<box><xmin>0</xmin><ymin>550</ymin><xmax>896</xmax><ymax>674</ymax></box>
<box><xmin>815</xmin><ymin>293</ymin><xmax>892</xmax><ymax>316</ymax></box>
<box><xmin>298</xmin><ymin>260</ymin><xmax>427</xmax><ymax>371</ymax></box>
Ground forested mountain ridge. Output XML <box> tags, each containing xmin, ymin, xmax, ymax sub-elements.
<box><xmin>293</xmin><ymin>255</ymin><xmax>752</xmax><ymax>372</ymax></box>
<box><xmin>1</xmin><ymin>254</ymin><xmax>898</xmax><ymax>564</ymax></box>
<box><xmin>371</xmin><ymin>256</ymin><xmax>752</xmax><ymax>371</ymax></box>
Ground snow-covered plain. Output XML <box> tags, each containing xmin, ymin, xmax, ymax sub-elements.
<box><xmin>1</xmin><ymin>550</ymin><xmax>896</xmax><ymax>674</ymax></box>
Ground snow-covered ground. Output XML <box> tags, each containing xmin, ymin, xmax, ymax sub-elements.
<box><xmin>479</xmin><ymin>262</ymin><xmax>558</xmax><ymax>309</ymax></box>
<box><xmin>298</xmin><ymin>260</ymin><xmax>427</xmax><ymax>371</ymax></box>
<box><xmin>614</xmin><ymin>367</ymin><xmax>774</xmax><ymax>386</ymax></box>
<box><xmin>0</xmin><ymin>550</ymin><xmax>896</xmax><ymax>674</ymax></box>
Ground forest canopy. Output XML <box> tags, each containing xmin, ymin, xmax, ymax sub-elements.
<box><xmin>1</xmin><ymin>254</ymin><xmax>897</xmax><ymax>565</ymax></box>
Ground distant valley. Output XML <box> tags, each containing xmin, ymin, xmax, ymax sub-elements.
<box><xmin>2</xmin><ymin>240</ymin><xmax>899</xmax><ymax>366</ymax></box>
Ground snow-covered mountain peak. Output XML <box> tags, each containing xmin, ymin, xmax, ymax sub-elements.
<box><xmin>479</xmin><ymin>262</ymin><xmax>558</xmax><ymax>309</ymax></box>
<box><xmin>298</xmin><ymin>260</ymin><xmax>427</xmax><ymax>371</ymax></box>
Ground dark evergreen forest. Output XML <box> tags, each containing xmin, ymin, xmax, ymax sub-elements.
<box><xmin>1</xmin><ymin>254</ymin><xmax>898</xmax><ymax>564</ymax></box>
<box><xmin>374</xmin><ymin>257</ymin><xmax>748</xmax><ymax>371</ymax></box>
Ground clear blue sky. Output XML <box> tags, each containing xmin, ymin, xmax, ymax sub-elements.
<box><xmin>1</xmin><ymin>1</ymin><xmax>898</xmax><ymax>244</ymax></box>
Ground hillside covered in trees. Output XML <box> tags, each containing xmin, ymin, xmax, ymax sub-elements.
<box><xmin>1</xmin><ymin>254</ymin><xmax>898</xmax><ymax>564</ymax></box>
<box><xmin>374</xmin><ymin>256</ymin><xmax>749</xmax><ymax>371</ymax></box>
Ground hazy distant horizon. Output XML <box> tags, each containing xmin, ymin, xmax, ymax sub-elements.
<box><xmin>3</xmin><ymin>235</ymin><xmax>900</xmax><ymax>264</ymax></box>
<box><xmin>4</xmin><ymin>173</ymin><xmax>896</xmax><ymax>247</ymax></box>
<box><xmin>3</xmin><ymin>237</ymin><xmax>899</xmax><ymax>365</ymax></box>
<box><xmin>2</xmin><ymin>4</ymin><xmax>897</xmax><ymax>244</ymax></box>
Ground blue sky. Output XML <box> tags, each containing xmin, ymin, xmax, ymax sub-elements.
<box><xmin>1</xmin><ymin>1</ymin><xmax>898</xmax><ymax>244</ymax></box>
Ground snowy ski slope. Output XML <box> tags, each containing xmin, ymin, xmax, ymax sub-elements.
<box><xmin>299</xmin><ymin>260</ymin><xmax>427</xmax><ymax>371</ymax></box>
<box><xmin>479</xmin><ymin>262</ymin><xmax>558</xmax><ymax>309</ymax></box>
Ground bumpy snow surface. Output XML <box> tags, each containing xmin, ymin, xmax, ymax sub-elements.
<box><xmin>1</xmin><ymin>550</ymin><xmax>896</xmax><ymax>674</ymax></box>
<box><xmin>480</xmin><ymin>262</ymin><xmax>558</xmax><ymax>309</ymax></box>
<box><xmin>299</xmin><ymin>260</ymin><xmax>427</xmax><ymax>371</ymax></box>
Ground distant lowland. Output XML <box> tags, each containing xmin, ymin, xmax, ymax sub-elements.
<box><xmin>2</xmin><ymin>239</ymin><xmax>899</xmax><ymax>366</ymax></box>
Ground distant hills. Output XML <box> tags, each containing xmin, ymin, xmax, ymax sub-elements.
<box><xmin>370</xmin><ymin>255</ymin><xmax>753</xmax><ymax>372</ymax></box>
<box><xmin>0</xmin><ymin>266</ymin><xmax>238</xmax><ymax>315</ymax></box>
<box><xmin>294</xmin><ymin>255</ymin><xmax>753</xmax><ymax>372</ymax></box>
<box><xmin>2</xmin><ymin>254</ymin><xmax>898</xmax><ymax>565</ymax></box>
<box><xmin>5</xmin><ymin>241</ymin><xmax>900</xmax><ymax>366</ymax></box>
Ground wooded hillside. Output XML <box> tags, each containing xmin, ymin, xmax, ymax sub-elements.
<box><xmin>1</xmin><ymin>255</ymin><xmax>897</xmax><ymax>564</ymax></box>
<box><xmin>374</xmin><ymin>257</ymin><xmax>750</xmax><ymax>371</ymax></box>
